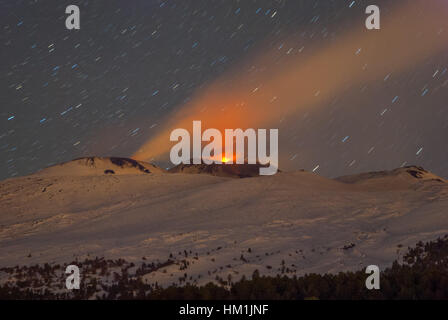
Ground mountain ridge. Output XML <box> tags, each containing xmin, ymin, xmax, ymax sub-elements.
<box><xmin>1</xmin><ymin>157</ymin><xmax>447</xmax><ymax>288</ymax></box>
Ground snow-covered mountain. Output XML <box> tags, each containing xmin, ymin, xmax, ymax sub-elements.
<box><xmin>0</xmin><ymin>158</ymin><xmax>447</xmax><ymax>287</ymax></box>
<box><xmin>168</xmin><ymin>161</ymin><xmax>271</xmax><ymax>178</ymax></box>
<box><xmin>35</xmin><ymin>156</ymin><xmax>166</xmax><ymax>176</ymax></box>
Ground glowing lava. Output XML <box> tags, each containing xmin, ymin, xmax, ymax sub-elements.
<box><xmin>206</xmin><ymin>153</ymin><xmax>238</xmax><ymax>164</ymax></box>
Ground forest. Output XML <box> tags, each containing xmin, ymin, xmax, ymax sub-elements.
<box><xmin>1</xmin><ymin>235</ymin><xmax>448</xmax><ymax>300</ymax></box>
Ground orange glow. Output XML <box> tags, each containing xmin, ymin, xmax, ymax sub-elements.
<box><xmin>204</xmin><ymin>153</ymin><xmax>238</xmax><ymax>164</ymax></box>
<box><xmin>133</xmin><ymin>0</ymin><xmax>448</xmax><ymax>162</ymax></box>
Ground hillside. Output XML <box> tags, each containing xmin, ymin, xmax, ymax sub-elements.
<box><xmin>0</xmin><ymin>159</ymin><xmax>447</xmax><ymax>290</ymax></box>
<box><xmin>35</xmin><ymin>157</ymin><xmax>166</xmax><ymax>176</ymax></box>
<box><xmin>168</xmin><ymin>162</ymin><xmax>273</xmax><ymax>178</ymax></box>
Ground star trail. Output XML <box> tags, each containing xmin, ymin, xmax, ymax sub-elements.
<box><xmin>1</xmin><ymin>0</ymin><xmax>447</xmax><ymax>180</ymax></box>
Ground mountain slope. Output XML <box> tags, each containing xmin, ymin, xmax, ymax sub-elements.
<box><xmin>336</xmin><ymin>166</ymin><xmax>446</xmax><ymax>190</ymax></box>
<box><xmin>168</xmin><ymin>162</ymin><xmax>273</xmax><ymax>178</ymax></box>
<box><xmin>36</xmin><ymin>157</ymin><xmax>166</xmax><ymax>176</ymax></box>
<box><xmin>0</xmin><ymin>160</ymin><xmax>447</xmax><ymax>288</ymax></box>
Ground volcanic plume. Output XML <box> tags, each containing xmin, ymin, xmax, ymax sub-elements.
<box><xmin>133</xmin><ymin>0</ymin><xmax>448</xmax><ymax>162</ymax></box>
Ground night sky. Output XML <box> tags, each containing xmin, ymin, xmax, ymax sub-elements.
<box><xmin>1</xmin><ymin>0</ymin><xmax>447</xmax><ymax>181</ymax></box>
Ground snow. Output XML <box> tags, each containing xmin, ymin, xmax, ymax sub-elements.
<box><xmin>0</xmin><ymin>159</ymin><xmax>447</xmax><ymax>287</ymax></box>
